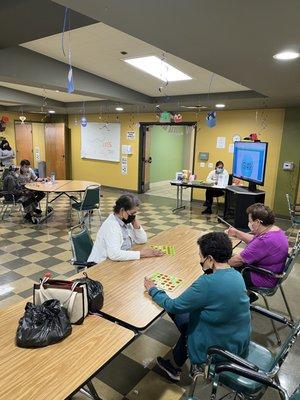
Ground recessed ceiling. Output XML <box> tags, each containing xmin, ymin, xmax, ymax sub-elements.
<box><xmin>22</xmin><ymin>22</ymin><xmax>250</xmax><ymax>97</ymax></box>
<box><xmin>0</xmin><ymin>81</ymin><xmax>101</xmax><ymax>102</ymax></box>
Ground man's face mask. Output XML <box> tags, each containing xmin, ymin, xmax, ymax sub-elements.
<box><xmin>216</xmin><ymin>167</ymin><xmax>224</xmax><ymax>174</ymax></box>
<box><xmin>122</xmin><ymin>212</ymin><xmax>136</xmax><ymax>225</ymax></box>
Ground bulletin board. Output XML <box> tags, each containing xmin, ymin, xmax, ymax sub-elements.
<box><xmin>81</xmin><ymin>122</ymin><xmax>121</xmax><ymax>162</ymax></box>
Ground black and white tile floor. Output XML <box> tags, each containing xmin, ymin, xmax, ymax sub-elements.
<box><xmin>0</xmin><ymin>188</ymin><xmax>299</xmax><ymax>399</ymax></box>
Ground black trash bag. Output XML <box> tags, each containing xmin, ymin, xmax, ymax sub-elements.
<box><xmin>73</xmin><ymin>272</ymin><xmax>104</xmax><ymax>313</ymax></box>
<box><xmin>16</xmin><ymin>299</ymin><xmax>72</xmax><ymax>348</ymax></box>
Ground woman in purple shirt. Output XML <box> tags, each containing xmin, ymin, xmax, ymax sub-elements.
<box><xmin>227</xmin><ymin>203</ymin><xmax>288</xmax><ymax>294</ymax></box>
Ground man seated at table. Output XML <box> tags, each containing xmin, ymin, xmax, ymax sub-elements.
<box><xmin>16</xmin><ymin>159</ymin><xmax>47</xmax><ymax>218</ymax></box>
<box><xmin>144</xmin><ymin>232</ymin><xmax>250</xmax><ymax>382</ymax></box>
<box><xmin>202</xmin><ymin>160</ymin><xmax>229</xmax><ymax>215</ymax></box>
<box><xmin>88</xmin><ymin>194</ymin><xmax>164</xmax><ymax>263</ymax></box>
<box><xmin>227</xmin><ymin>203</ymin><xmax>288</xmax><ymax>302</ymax></box>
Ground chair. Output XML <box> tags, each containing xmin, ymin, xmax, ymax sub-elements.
<box><xmin>286</xmin><ymin>193</ymin><xmax>300</xmax><ymax>239</ymax></box>
<box><xmin>211</xmin><ymin>365</ymin><xmax>300</xmax><ymax>400</ymax></box>
<box><xmin>69</xmin><ymin>223</ymin><xmax>96</xmax><ymax>272</ymax></box>
<box><xmin>71</xmin><ymin>185</ymin><xmax>101</xmax><ymax>229</ymax></box>
<box><xmin>0</xmin><ymin>191</ymin><xmax>23</xmax><ymax>220</ymax></box>
<box><xmin>187</xmin><ymin>306</ymin><xmax>300</xmax><ymax>400</ymax></box>
<box><xmin>242</xmin><ymin>234</ymin><xmax>300</xmax><ymax>344</ymax></box>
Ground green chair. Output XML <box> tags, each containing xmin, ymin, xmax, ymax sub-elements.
<box><xmin>286</xmin><ymin>193</ymin><xmax>300</xmax><ymax>239</ymax></box>
<box><xmin>242</xmin><ymin>234</ymin><xmax>300</xmax><ymax>344</ymax></box>
<box><xmin>71</xmin><ymin>185</ymin><xmax>101</xmax><ymax>229</ymax></box>
<box><xmin>212</xmin><ymin>365</ymin><xmax>300</xmax><ymax>400</ymax></box>
<box><xmin>69</xmin><ymin>223</ymin><xmax>95</xmax><ymax>272</ymax></box>
<box><xmin>187</xmin><ymin>306</ymin><xmax>300</xmax><ymax>400</ymax></box>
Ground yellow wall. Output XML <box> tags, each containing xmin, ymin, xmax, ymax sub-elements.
<box><xmin>68</xmin><ymin>109</ymin><xmax>285</xmax><ymax>207</ymax></box>
<box><xmin>193</xmin><ymin>109</ymin><xmax>285</xmax><ymax>207</ymax></box>
<box><xmin>32</xmin><ymin>123</ymin><xmax>46</xmax><ymax>168</ymax></box>
<box><xmin>69</xmin><ymin>113</ymin><xmax>154</xmax><ymax>191</ymax></box>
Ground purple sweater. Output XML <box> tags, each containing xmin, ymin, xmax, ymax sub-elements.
<box><xmin>241</xmin><ymin>229</ymin><xmax>288</xmax><ymax>288</ymax></box>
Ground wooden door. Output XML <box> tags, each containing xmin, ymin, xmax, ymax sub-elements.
<box><xmin>44</xmin><ymin>123</ymin><xmax>66</xmax><ymax>179</ymax></box>
<box><xmin>15</xmin><ymin>122</ymin><xmax>33</xmax><ymax>165</ymax></box>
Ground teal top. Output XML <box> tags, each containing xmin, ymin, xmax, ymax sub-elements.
<box><xmin>149</xmin><ymin>268</ymin><xmax>251</xmax><ymax>365</ymax></box>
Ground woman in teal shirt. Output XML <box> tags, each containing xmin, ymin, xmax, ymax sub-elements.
<box><xmin>144</xmin><ymin>232</ymin><xmax>251</xmax><ymax>382</ymax></box>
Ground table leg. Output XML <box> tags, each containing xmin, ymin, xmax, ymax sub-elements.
<box><xmin>45</xmin><ymin>192</ymin><xmax>49</xmax><ymax>217</ymax></box>
<box><xmin>172</xmin><ymin>185</ymin><xmax>186</xmax><ymax>213</ymax></box>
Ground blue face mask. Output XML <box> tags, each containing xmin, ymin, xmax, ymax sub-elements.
<box><xmin>216</xmin><ymin>167</ymin><xmax>224</xmax><ymax>174</ymax></box>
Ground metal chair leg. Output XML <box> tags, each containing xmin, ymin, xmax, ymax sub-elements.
<box><xmin>262</xmin><ymin>295</ymin><xmax>281</xmax><ymax>345</ymax></box>
<box><xmin>187</xmin><ymin>373</ymin><xmax>201</xmax><ymax>400</ymax></box>
<box><xmin>279</xmin><ymin>285</ymin><xmax>294</xmax><ymax>323</ymax></box>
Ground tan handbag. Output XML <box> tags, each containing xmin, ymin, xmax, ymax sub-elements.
<box><xmin>33</xmin><ymin>278</ymin><xmax>88</xmax><ymax>324</ymax></box>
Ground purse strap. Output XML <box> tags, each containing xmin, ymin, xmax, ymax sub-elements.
<box><xmin>40</xmin><ymin>278</ymin><xmax>81</xmax><ymax>306</ymax></box>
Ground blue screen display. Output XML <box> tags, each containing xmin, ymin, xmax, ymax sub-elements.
<box><xmin>232</xmin><ymin>142</ymin><xmax>268</xmax><ymax>184</ymax></box>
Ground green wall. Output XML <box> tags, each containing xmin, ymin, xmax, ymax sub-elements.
<box><xmin>274</xmin><ymin>108</ymin><xmax>300</xmax><ymax>216</ymax></box>
<box><xmin>150</xmin><ymin>126</ymin><xmax>185</xmax><ymax>183</ymax></box>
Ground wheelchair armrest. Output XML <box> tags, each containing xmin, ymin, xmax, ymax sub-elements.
<box><xmin>207</xmin><ymin>346</ymin><xmax>259</xmax><ymax>371</ymax></box>
<box><xmin>214</xmin><ymin>363</ymin><xmax>288</xmax><ymax>399</ymax></box>
<box><xmin>242</xmin><ymin>265</ymin><xmax>284</xmax><ymax>279</ymax></box>
<box><xmin>250</xmin><ymin>305</ymin><xmax>294</xmax><ymax>328</ymax></box>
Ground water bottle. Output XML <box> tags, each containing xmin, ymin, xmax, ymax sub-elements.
<box><xmin>50</xmin><ymin>172</ymin><xmax>56</xmax><ymax>183</ymax></box>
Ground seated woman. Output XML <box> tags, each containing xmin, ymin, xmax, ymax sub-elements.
<box><xmin>144</xmin><ymin>232</ymin><xmax>250</xmax><ymax>382</ymax></box>
<box><xmin>88</xmin><ymin>194</ymin><xmax>163</xmax><ymax>263</ymax></box>
<box><xmin>202</xmin><ymin>160</ymin><xmax>229</xmax><ymax>215</ymax></box>
<box><xmin>227</xmin><ymin>203</ymin><xmax>289</xmax><ymax>294</ymax></box>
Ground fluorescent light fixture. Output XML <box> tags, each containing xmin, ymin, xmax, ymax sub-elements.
<box><xmin>181</xmin><ymin>105</ymin><xmax>207</xmax><ymax>109</ymax></box>
<box><xmin>124</xmin><ymin>56</ymin><xmax>192</xmax><ymax>82</ymax></box>
<box><xmin>273</xmin><ymin>51</ymin><xmax>300</xmax><ymax>60</ymax></box>
<box><xmin>55</xmin><ymin>90</ymin><xmax>60</xmax><ymax>92</ymax></box>
<box><xmin>115</xmin><ymin>107</ymin><xmax>124</xmax><ymax>111</ymax></box>
<box><xmin>215</xmin><ymin>104</ymin><xmax>226</xmax><ymax>108</ymax></box>
<box><xmin>48</xmin><ymin>110</ymin><xmax>56</xmax><ymax>114</ymax></box>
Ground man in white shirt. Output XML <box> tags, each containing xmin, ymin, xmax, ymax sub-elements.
<box><xmin>88</xmin><ymin>194</ymin><xmax>163</xmax><ymax>263</ymax></box>
<box><xmin>202</xmin><ymin>161</ymin><xmax>229</xmax><ymax>215</ymax></box>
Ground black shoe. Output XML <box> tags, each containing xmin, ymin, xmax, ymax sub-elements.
<box><xmin>248</xmin><ymin>291</ymin><xmax>259</xmax><ymax>303</ymax></box>
<box><xmin>24</xmin><ymin>212</ymin><xmax>32</xmax><ymax>221</ymax></box>
<box><xmin>34</xmin><ymin>209</ymin><xmax>42</xmax><ymax>215</ymax></box>
<box><xmin>156</xmin><ymin>357</ymin><xmax>181</xmax><ymax>382</ymax></box>
<box><xmin>31</xmin><ymin>216</ymin><xmax>39</xmax><ymax>224</ymax></box>
<box><xmin>201</xmin><ymin>208</ymin><xmax>212</xmax><ymax>215</ymax></box>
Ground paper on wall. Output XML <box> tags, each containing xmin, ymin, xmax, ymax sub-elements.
<box><xmin>208</xmin><ymin>163</ymin><xmax>214</xmax><ymax>169</ymax></box>
<box><xmin>229</xmin><ymin>143</ymin><xmax>234</xmax><ymax>153</ymax></box>
<box><xmin>121</xmin><ymin>156</ymin><xmax>128</xmax><ymax>175</ymax></box>
<box><xmin>122</xmin><ymin>145</ymin><xmax>132</xmax><ymax>155</ymax></box>
<box><xmin>35</xmin><ymin>146</ymin><xmax>40</xmax><ymax>161</ymax></box>
<box><xmin>127</xmin><ymin>131</ymin><xmax>135</xmax><ymax>140</ymax></box>
<box><xmin>200</xmin><ymin>162</ymin><xmax>205</xmax><ymax>168</ymax></box>
<box><xmin>216</xmin><ymin>136</ymin><xmax>226</xmax><ymax>149</ymax></box>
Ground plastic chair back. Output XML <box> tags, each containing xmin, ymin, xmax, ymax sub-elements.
<box><xmin>81</xmin><ymin>185</ymin><xmax>100</xmax><ymax>210</ymax></box>
<box><xmin>69</xmin><ymin>224</ymin><xmax>93</xmax><ymax>264</ymax></box>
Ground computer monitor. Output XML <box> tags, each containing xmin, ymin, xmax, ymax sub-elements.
<box><xmin>232</xmin><ymin>141</ymin><xmax>268</xmax><ymax>191</ymax></box>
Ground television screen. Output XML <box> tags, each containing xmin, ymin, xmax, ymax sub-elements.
<box><xmin>232</xmin><ymin>141</ymin><xmax>268</xmax><ymax>185</ymax></box>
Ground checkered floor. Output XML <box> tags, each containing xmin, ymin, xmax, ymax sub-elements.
<box><xmin>0</xmin><ymin>188</ymin><xmax>299</xmax><ymax>399</ymax></box>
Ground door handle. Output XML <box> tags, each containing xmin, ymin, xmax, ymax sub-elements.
<box><xmin>142</xmin><ymin>156</ymin><xmax>152</xmax><ymax>164</ymax></box>
<box><xmin>148</xmin><ymin>157</ymin><xmax>152</xmax><ymax>164</ymax></box>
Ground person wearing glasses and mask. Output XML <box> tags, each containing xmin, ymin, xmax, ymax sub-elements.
<box><xmin>144</xmin><ymin>232</ymin><xmax>250</xmax><ymax>382</ymax></box>
<box><xmin>202</xmin><ymin>160</ymin><xmax>229</xmax><ymax>215</ymax></box>
<box><xmin>88</xmin><ymin>194</ymin><xmax>164</xmax><ymax>264</ymax></box>
<box><xmin>227</xmin><ymin>203</ymin><xmax>288</xmax><ymax>301</ymax></box>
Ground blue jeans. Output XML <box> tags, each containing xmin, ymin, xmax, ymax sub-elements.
<box><xmin>168</xmin><ymin>313</ymin><xmax>190</xmax><ymax>368</ymax></box>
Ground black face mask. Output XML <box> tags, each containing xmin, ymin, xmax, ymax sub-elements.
<box><xmin>200</xmin><ymin>257</ymin><xmax>214</xmax><ymax>274</ymax></box>
<box><xmin>122</xmin><ymin>214</ymin><xmax>136</xmax><ymax>225</ymax></box>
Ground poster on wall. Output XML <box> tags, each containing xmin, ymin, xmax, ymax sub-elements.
<box><xmin>81</xmin><ymin>122</ymin><xmax>121</xmax><ymax>162</ymax></box>
<box><xmin>121</xmin><ymin>156</ymin><xmax>128</xmax><ymax>175</ymax></box>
